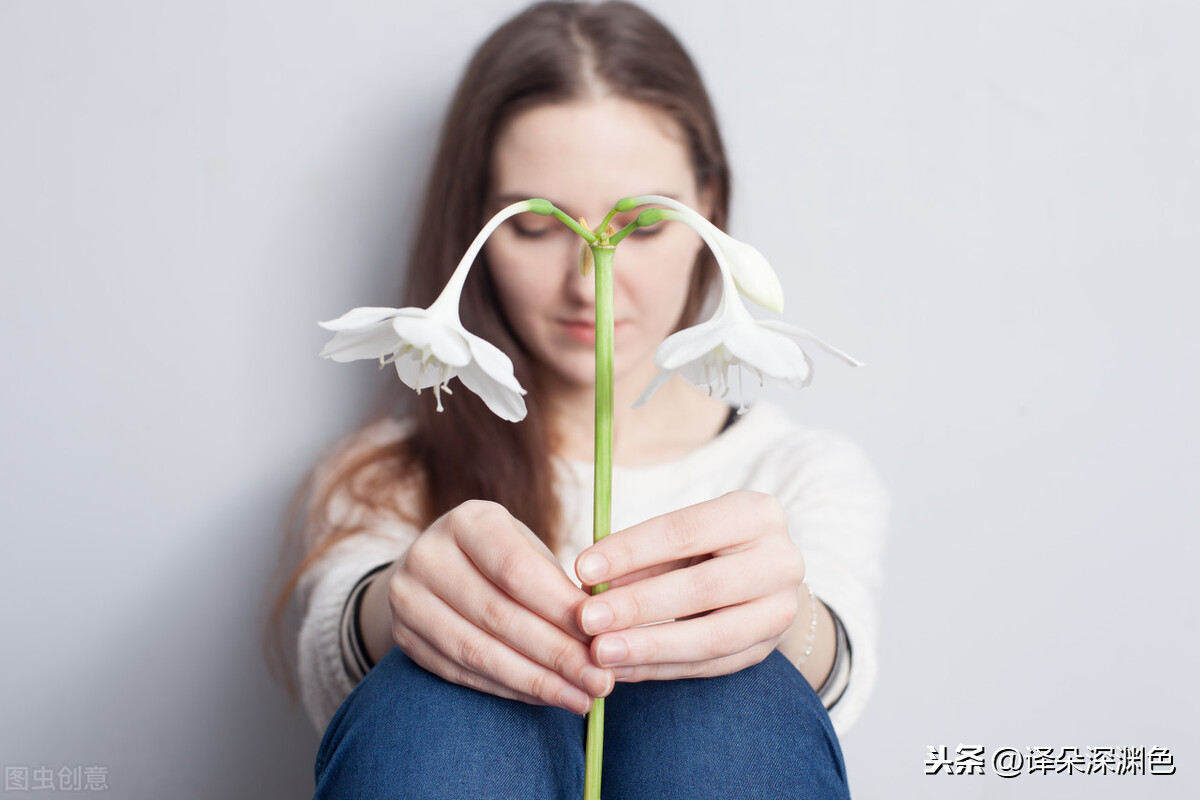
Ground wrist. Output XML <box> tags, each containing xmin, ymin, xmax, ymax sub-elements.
<box><xmin>778</xmin><ymin>585</ymin><xmax>837</xmax><ymax>691</ymax></box>
<box><xmin>354</xmin><ymin>562</ymin><xmax>397</xmax><ymax>673</ymax></box>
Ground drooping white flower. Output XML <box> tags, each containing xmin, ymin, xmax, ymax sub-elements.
<box><xmin>318</xmin><ymin>201</ymin><xmax>538</xmax><ymax>422</ymax></box>
<box><xmin>630</xmin><ymin>201</ymin><xmax>861</xmax><ymax>410</ymax></box>
<box><xmin>619</xmin><ymin>194</ymin><xmax>786</xmax><ymax>313</ymax></box>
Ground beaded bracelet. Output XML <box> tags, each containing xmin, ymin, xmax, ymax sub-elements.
<box><xmin>795</xmin><ymin>581</ymin><xmax>818</xmax><ymax>667</ymax></box>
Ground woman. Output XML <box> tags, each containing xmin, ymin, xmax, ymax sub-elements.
<box><xmin>273</xmin><ymin>2</ymin><xmax>886</xmax><ymax>797</ymax></box>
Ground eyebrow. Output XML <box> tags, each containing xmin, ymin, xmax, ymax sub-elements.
<box><xmin>489</xmin><ymin>192</ymin><xmax>683</xmax><ymax>219</ymax></box>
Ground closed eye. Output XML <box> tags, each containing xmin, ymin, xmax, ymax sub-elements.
<box><xmin>629</xmin><ymin>224</ymin><xmax>663</xmax><ymax>239</ymax></box>
<box><xmin>509</xmin><ymin>219</ymin><xmax>556</xmax><ymax>239</ymax></box>
<box><xmin>613</xmin><ymin>209</ymin><xmax>666</xmax><ymax>239</ymax></box>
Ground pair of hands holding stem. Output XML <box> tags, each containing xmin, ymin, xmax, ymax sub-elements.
<box><xmin>361</xmin><ymin>489</ymin><xmax>822</xmax><ymax>715</ymax></box>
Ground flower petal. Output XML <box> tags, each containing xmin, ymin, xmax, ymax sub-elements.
<box><xmin>319</xmin><ymin>323</ymin><xmax>401</xmax><ymax>362</ymax></box>
<box><xmin>722</xmin><ymin>322</ymin><xmax>812</xmax><ymax>382</ymax></box>
<box><xmin>393</xmin><ymin>350</ymin><xmax>458</xmax><ymax>394</ymax></box>
<box><xmin>461</xmin><ymin>332</ymin><xmax>526</xmax><ymax>395</ymax></box>
<box><xmin>456</xmin><ymin>359</ymin><xmax>528</xmax><ymax>422</ymax></box>
<box><xmin>713</xmin><ymin>231</ymin><xmax>785</xmax><ymax>314</ymax></box>
<box><xmin>318</xmin><ymin>306</ymin><xmax>403</xmax><ymax>331</ymax></box>
<box><xmin>757</xmin><ymin>320</ymin><xmax>864</xmax><ymax>367</ymax></box>
<box><xmin>622</xmin><ymin>195</ymin><xmax>785</xmax><ymax>313</ymax></box>
<box><xmin>654</xmin><ymin>319</ymin><xmax>730</xmax><ymax>371</ymax></box>
<box><xmin>391</xmin><ymin>313</ymin><xmax>472</xmax><ymax>367</ymax></box>
<box><xmin>453</xmin><ymin>331</ymin><xmax>527</xmax><ymax>421</ymax></box>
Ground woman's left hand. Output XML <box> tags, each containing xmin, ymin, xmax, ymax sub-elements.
<box><xmin>573</xmin><ymin>490</ymin><xmax>806</xmax><ymax>682</ymax></box>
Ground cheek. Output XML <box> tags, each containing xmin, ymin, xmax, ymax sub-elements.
<box><xmin>618</xmin><ymin>231</ymin><xmax>704</xmax><ymax>316</ymax></box>
<box><xmin>485</xmin><ymin>241</ymin><xmax>542</xmax><ymax>316</ymax></box>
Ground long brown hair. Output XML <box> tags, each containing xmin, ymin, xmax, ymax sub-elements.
<box><xmin>265</xmin><ymin>0</ymin><xmax>731</xmax><ymax>698</ymax></box>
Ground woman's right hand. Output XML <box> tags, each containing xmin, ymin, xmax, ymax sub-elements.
<box><xmin>381</xmin><ymin>500</ymin><xmax>613</xmax><ymax>714</ymax></box>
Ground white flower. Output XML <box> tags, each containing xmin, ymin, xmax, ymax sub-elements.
<box><xmin>621</xmin><ymin>194</ymin><xmax>786</xmax><ymax>313</ymax></box>
<box><xmin>318</xmin><ymin>201</ymin><xmax>537</xmax><ymax>422</ymax></box>
<box><xmin>629</xmin><ymin>198</ymin><xmax>861</xmax><ymax>410</ymax></box>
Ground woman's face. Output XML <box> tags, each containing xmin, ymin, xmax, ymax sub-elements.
<box><xmin>484</xmin><ymin>96</ymin><xmax>711</xmax><ymax>394</ymax></box>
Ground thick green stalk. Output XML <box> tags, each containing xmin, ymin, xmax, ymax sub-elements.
<box><xmin>583</xmin><ymin>244</ymin><xmax>615</xmax><ymax>800</ymax></box>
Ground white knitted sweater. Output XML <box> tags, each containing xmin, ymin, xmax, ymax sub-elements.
<box><xmin>295</xmin><ymin>402</ymin><xmax>888</xmax><ymax>736</ymax></box>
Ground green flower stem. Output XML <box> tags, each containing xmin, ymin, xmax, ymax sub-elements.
<box><xmin>551</xmin><ymin>207</ymin><xmax>599</xmax><ymax>244</ymax></box>
<box><xmin>584</xmin><ymin>243</ymin><xmax>615</xmax><ymax>800</ymax></box>
<box><xmin>596</xmin><ymin>206</ymin><xmax>620</xmax><ymax>237</ymax></box>
<box><xmin>610</xmin><ymin>208</ymin><xmax>669</xmax><ymax>246</ymax></box>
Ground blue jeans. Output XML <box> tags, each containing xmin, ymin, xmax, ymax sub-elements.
<box><xmin>315</xmin><ymin>647</ymin><xmax>849</xmax><ymax>799</ymax></box>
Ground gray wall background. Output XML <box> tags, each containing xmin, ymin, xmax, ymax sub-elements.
<box><xmin>2</xmin><ymin>1</ymin><xmax>1196</xmax><ymax>797</ymax></box>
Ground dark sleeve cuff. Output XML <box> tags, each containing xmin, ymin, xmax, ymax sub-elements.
<box><xmin>816</xmin><ymin>605</ymin><xmax>852</xmax><ymax>710</ymax></box>
<box><xmin>338</xmin><ymin>561</ymin><xmax>394</xmax><ymax>682</ymax></box>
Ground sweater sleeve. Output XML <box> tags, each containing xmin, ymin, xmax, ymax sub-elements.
<box><xmin>772</xmin><ymin>428</ymin><xmax>889</xmax><ymax>735</ymax></box>
<box><xmin>296</xmin><ymin>531</ymin><xmax>411</xmax><ymax>733</ymax></box>
<box><xmin>293</xmin><ymin>421</ymin><xmax>420</xmax><ymax>734</ymax></box>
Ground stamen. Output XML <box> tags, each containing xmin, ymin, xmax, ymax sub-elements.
<box><xmin>737</xmin><ymin>364</ymin><xmax>747</xmax><ymax>414</ymax></box>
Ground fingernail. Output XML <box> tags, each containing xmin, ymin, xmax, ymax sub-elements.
<box><xmin>614</xmin><ymin>667</ymin><xmax>633</xmax><ymax>681</ymax></box>
<box><xmin>559</xmin><ymin>686</ymin><xmax>591</xmax><ymax>715</ymax></box>
<box><xmin>580</xmin><ymin>666</ymin><xmax>611</xmax><ymax>697</ymax></box>
<box><xmin>595</xmin><ymin>636</ymin><xmax>628</xmax><ymax>667</ymax></box>
<box><xmin>576</xmin><ymin>553</ymin><xmax>607</xmax><ymax>584</ymax></box>
<box><xmin>581</xmin><ymin>601</ymin><xmax>614</xmax><ymax>634</ymax></box>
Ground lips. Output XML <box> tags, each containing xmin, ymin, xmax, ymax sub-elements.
<box><xmin>557</xmin><ymin>318</ymin><xmax>623</xmax><ymax>345</ymax></box>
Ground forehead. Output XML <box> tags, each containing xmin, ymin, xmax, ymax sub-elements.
<box><xmin>490</xmin><ymin>97</ymin><xmax>697</xmax><ymax>213</ymax></box>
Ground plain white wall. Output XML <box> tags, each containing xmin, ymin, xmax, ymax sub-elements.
<box><xmin>2</xmin><ymin>1</ymin><xmax>1196</xmax><ymax>798</ymax></box>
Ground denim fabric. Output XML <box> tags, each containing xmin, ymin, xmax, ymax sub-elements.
<box><xmin>314</xmin><ymin>647</ymin><xmax>850</xmax><ymax>799</ymax></box>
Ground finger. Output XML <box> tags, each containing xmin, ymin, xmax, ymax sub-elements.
<box><xmin>575</xmin><ymin>492</ymin><xmax>785</xmax><ymax>586</ymax></box>
<box><xmin>424</xmin><ymin>554</ymin><xmax>614</xmax><ymax>698</ymax></box>
<box><xmin>404</xmin><ymin>589</ymin><xmax>598</xmax><ymax>714</ymax></box>
<box><xmin>589</xmin><ymin>555</ymin><xmax>707</xmax><ymax>592</ymax></box>
<box><xmin>579</xmin><ymin>546</ymin><xmax>801</xmax><ymax>634</ymax></box>
<box><xmin>391</xmin><ymin>568</ymin><xmax>597</xmax><ymax>714</ymax></box>
<box><xmin>397</xmin><ymin>628</ymin><xmax>555</xmax><ymax>707</ymax></box>
<box><xmin>447</xmin><ymin>502</ymin><xmax>591</xmax><ymax>637</ymax></box>
<box><xmin>611</xmin><ymin>641</ymin><xmax>779</xmax><ymax>683</ymax></box>
<box><xmin>590</xmin><ymin>595</ymin><xmax>797</xmax><ymax>668</ymax></box>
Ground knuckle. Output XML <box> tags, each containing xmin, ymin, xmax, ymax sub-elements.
<box><xmin>453</xmin><ymin>666</ymin><xmax>490</xmax><ymax>694</ymax></box>
<box><xmin>391</xmin><ymin>623</ymin><xmax>411</xmax><ymax>651</ymax></box>
<box><xmin>448</xmin><ymin>499</ymin><xmax>505</xmax><ymax>534</ymax></box>
<box><xmin>457</xmin><ymin>634</ymin><xmax>492</xmax><ymax>674</ymax></box>
<box><xmin>663</xmin><ymin>512</ymin><xmax>701</xmax><ymax>554</ymax></box>
<box><xmin>479</xmin><ymin>595</ymin><xmax>517</xmax><ymax>636</ymax></box>
<box><xmin>524</xmin><ymin>670</ymin><xmax>557</xmax><ymax>705</ymax></box>
<box><xmin>637</xmin><ymin>634</ymin><xmax>661</xmax><ymax>663</ymax></box>
<box><xmin>388</xmin><ymin>582</ymin><xmax>418</xmax><ymax>625</ymax></box>
<box><xmin>770</xmin><ymin>597</ymin><xmax>799</xmax><ymax>637</ymax></box>
<box><xmin>736</xmin><ymin>490</ymin><xmax>786</xmax><ymax>530</ymax></box>
<box><xmin>494</xmin><ymin>548</ymin><xmax>533</xmax><ymax>591</ymax></box>
<box><xmin>704</xmin><ymin>622</ymin><xmax>736</xmax><ymax>658</ymax></box>
<box><xmin>387</xmin><ymin>582</ymin><xmax>407</xmax><ymax>616</ymax></box>
<box><xmin>791</xmin><ymin>549</ymin><xmax>807</xmax><ymax>582</ymax></box>
<box><xmin>458</xmin><ymin>498</ymin><xmax>500</xmax><ymax>518</ymax></box>
<box><xmin>615</xmin><ymin>533</ymin><xmax>638</xmax><ymax>574</ymax></box>
<box><xmin>750</xmin><ymin>641</ymin><xmax>776</xmax><ymax>665</ymax></box>
<box><xmin>762</xmin><ymin>495</ymin><xmax>787</xmax><ymax>528</ymax></box>
<box><xmin>625</xmin><ymin>591</ymin><xmax>653</xmax><ymax>626</ymax></box>
<box><xmin>402</xmin><ymin>537</ymin><xmax>433</xmax><ymax>577</ymax></box>
<box><xmin>547</xmin><ymin>639</ymin><xmax>578</xmax><ymax>676</ymax></box>
<box><xmin>687</xmin><ymin>570</ymin><xmax>722</xmax><ymax>610</ymax></box>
